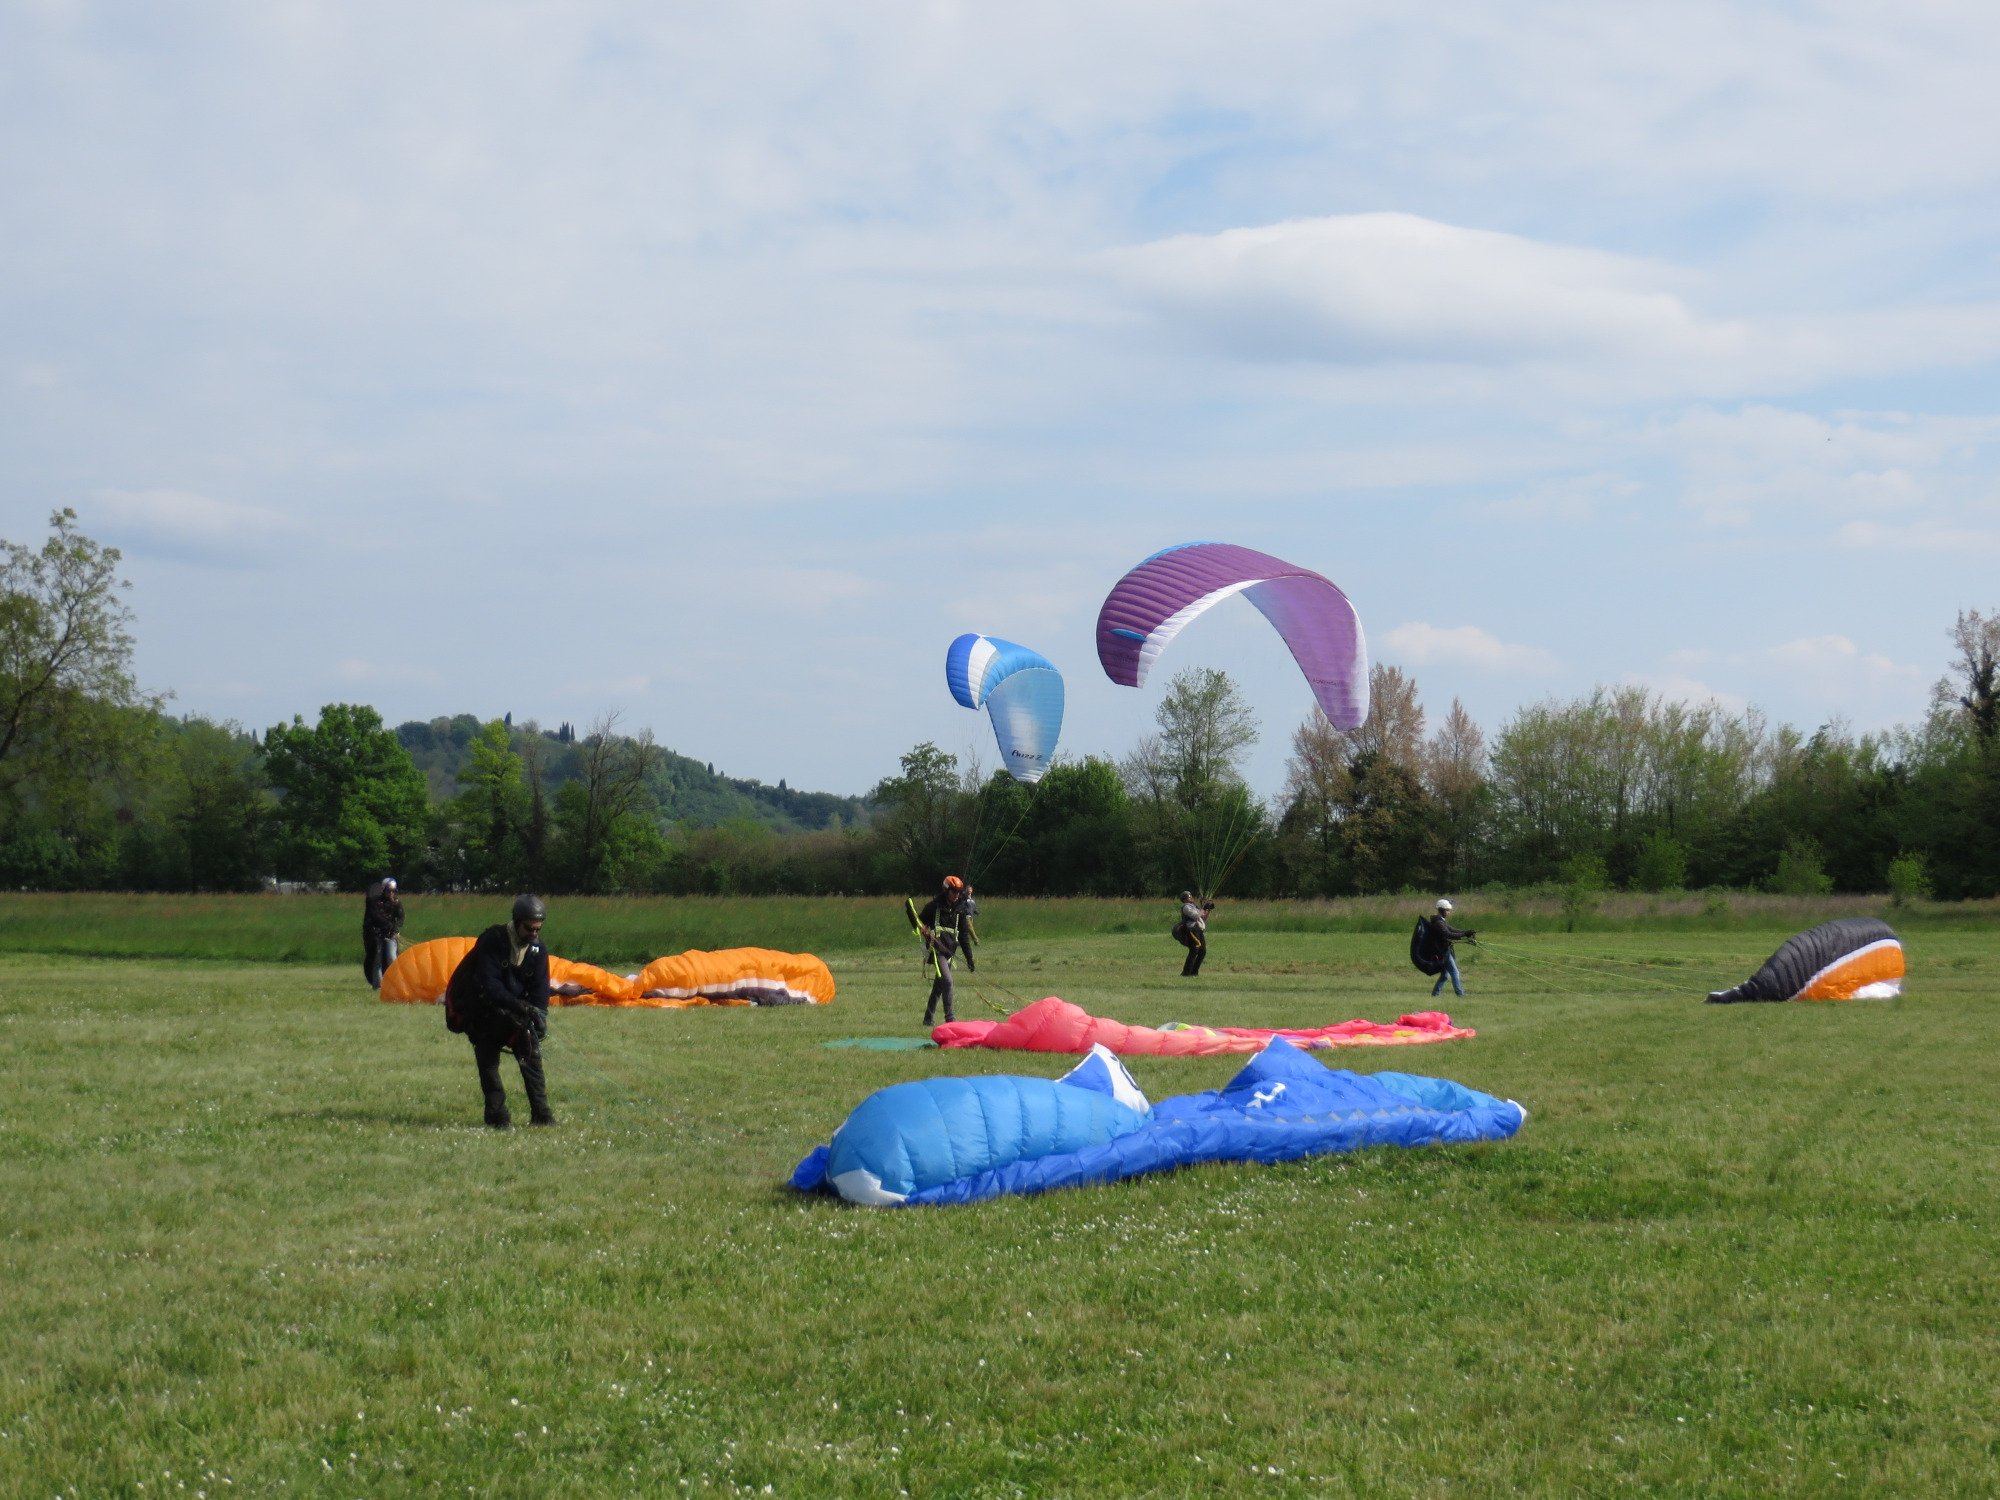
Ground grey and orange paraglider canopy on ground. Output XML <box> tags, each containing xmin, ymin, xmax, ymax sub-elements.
<box><xmin>1705</xmin><ymin>918</ymin><xmax>1903</xmax><ymax>1004</ymax></box>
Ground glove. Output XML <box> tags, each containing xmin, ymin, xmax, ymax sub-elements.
<box><xmin>500</xmin><ymin>1002</ymin><xmax>547</xmax><ymax>1041</ymax></box>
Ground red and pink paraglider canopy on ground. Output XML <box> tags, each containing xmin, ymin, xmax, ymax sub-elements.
<box><xmin>932</xmin><ymin>996</ymin><xmax>1472</xmax><ymax>1056</ymax></box>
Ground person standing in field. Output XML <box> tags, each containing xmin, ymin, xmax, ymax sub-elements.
<box><xmin>1422</xmin><ymin>898</ymin><xmax>1478</xmax><ymax>998</ymax></box>
<box><xmin>1173</xmin><ymin>891</ymin><xmax>1214</xmax><ymax>977</ymax></box>
<box><xmin>447</xmin><ymin>894</ymin><xmax>556</xmax><ymax>1129</ymax></box>
<box><xmin>362</xmin><ymin>876</ymin><xmax>404</xmax><ymax>989</ymax></box>
<box><xmin>915</xmin><ymin>875</ymin><xmax>971</xmax><ymax>1027</ymax></box>
<box><xmin>959</xmin><ymin>882</ymin><xmax>980</xmax><ymax>972</ymax></box>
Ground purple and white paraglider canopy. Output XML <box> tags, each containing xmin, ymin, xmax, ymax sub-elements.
<box><xmin>1094</xmin><ymin>541</ymin><xmax>1370</xmax><ymax>730</ymax></box>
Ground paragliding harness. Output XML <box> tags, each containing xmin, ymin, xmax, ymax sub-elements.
<box><xmin>443</xmin><ymin>936</ymin><xmax>546</xmax><ymax>1053</ymax></box>
<box><xmin>443</xmin><ymin>969</ymin><xmax>471</xmax><ymax>1034</ymax></box>
<box><xmin>1173</xmin><ymin>903</ymin><xmax>1212</xmax><ymax>951</ymax></box>
<box><xmin>1410</xmin><ymin>918</ymin><xmax>1447</xmax><ymax>977</ymax></box>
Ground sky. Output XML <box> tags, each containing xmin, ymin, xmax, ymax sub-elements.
<box><xmin>5</xmin><ymin>1</ymin><xmax>2000</xmax><ymax>801</ymax></box>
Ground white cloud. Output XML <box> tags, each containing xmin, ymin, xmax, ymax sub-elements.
<box><xmin>1105</xmin><ymin>213</ymin><xmax>1742</xmax><ymax>369</ymax></box>
<box><xmin>1105</xmin><ymin>216</ymin><xmax>2000</xmax><ymax>400</ymax></box>
<box><xmin>1764</xmin><ymin>634</ymin><xmax>1924</xmax><ymax>687</ymax></box>
<box><xmin>1382</xmin><ymin>623</ymin><xmax>1559</xmax><ymax>674</ymax></box>
<box><xmin>1649</xmin><ymin>406</ymin><xmax>2000</xmax><ymax>526</ymax></box>
<box><xmin>92</xmin><ymin>488</ymin><xmax>296</xmax><ymax>564</ymax></box>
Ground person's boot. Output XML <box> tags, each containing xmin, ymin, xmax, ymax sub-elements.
<box><xmin>477</xmin><ymin>1052</ymin><xmax>511</xmax><ymax>1126</ymax></box>
<box><xmin>519</xmin><ymin>1048</ymin><xmax>554</xmax><ymax>1127</ymax></box>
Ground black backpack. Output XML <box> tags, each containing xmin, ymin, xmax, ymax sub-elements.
<box><xmin>444</xmin><ymin>947</ymin><xmax>476</xmax><ymax>1034</ymax></box>
<box><xmin>1409</xmin><ymin>918</ymin><xmax>1445</xmax><ymax>976</ymax></box>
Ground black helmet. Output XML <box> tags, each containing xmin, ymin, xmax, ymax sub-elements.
<box><xmin>512</xmin><ymin>894</ymin><xmax>547</xmax><ymax>925</ymax></box>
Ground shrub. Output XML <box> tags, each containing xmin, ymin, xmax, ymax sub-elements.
<box><xmin>1559</xmin><ymin>853</ymin><xmax>1608</xmax><ymax>931</ymax></box>
<box><xmin>1887</xmin><ymin>852</ymin><xmax>1932</xmax><ymax>907</ymax></box>
<box><xmin>1770</xmin><ymin>838</ymin><xmax>1834</xmax><ymax>896</ymax></box>
<box><xmin>1632</xmin><ymin>832</ymin><xmax>1688</xmax><ymax>893</ymax></box>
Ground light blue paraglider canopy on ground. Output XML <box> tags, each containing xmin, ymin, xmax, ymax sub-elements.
<box><xmin>791</xmin><ymin>1039</ymin><xmax>1526</xmax><ymax>1207</ymax></box>
<box><xmin>945</xmin><ymin>633</ymin><xmax>1065</xmax><ymax>784</ymax></box>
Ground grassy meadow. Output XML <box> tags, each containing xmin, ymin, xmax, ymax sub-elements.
<box><xmin>0</xmin><ymin>894</ymin><xmax>1995</xmax><ymax>1496</ymax></box>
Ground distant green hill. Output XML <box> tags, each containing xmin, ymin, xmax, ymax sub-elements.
<box><xmin>394</xmin><ymin>715</ymin><xmax>871</xmax><ymax>833</ymax></box>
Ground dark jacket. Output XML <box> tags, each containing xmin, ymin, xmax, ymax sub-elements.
<box><xmin>918</xmin><ymin>895</ymin><xmax>968</xmax><ymax>960</ymax></box>
<box><xmin>1423</xmin><ymin>913</ymin><xmax>1473</xmax><ymax>960</ymax></box>
<box><xmin>447</xmin><ymin>922</ymin><xmax>550</xmax><ymax>1032</ymax></box>
<box><xmin>363</xmin><ymin>884</ymin><xmax>405</xmax><ymax>938</ymax></box>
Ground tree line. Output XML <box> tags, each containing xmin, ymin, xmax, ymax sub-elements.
<box><xmin>4</xmin><ymin>509</ymin><xmax>1997</xmax><ymax>898</ymax></box>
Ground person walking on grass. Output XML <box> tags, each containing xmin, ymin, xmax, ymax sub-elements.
<box><xmin>1422</xmin><ymin>898</ymin><xmax>1478</xmax><ymax>999</ymax></box>
<box><xmin>1173</xmin><ymin>891</ymin><xmax>1215</xmax><ymax>977</ymax></box>
<box><xmin>361</xmin><ymin>876</ymin><xmax>404</xmax><ymax>989</ymax></box>
<box><xmin>447</xmin><ymin>894</ymin><xmax>556</xmax><ymax>1129</ymax></box>
<box><xmin>914</xmin><ymin>875</ymin><xmax>971</xmax><ymax>1027</ymax></box>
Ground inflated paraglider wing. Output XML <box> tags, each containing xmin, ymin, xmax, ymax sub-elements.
<box><xmin>945</xmin><ymin>633</ymin><xmax>1065</xmax><ymax>784</ymax></box>
<box><xmin>1095</xmin><ymin>542</ymin><xmax>1370</xmax><ymax>730</ymax></box>
<box><xmin>1706</xmin><ymin>918</ymin><xmax>1903</xmax><ymax>1003</ymax></box>
<box><xmin>379</xmin><ymin>936</ymin><xmax>477</xmax><ymax>1004</ymax></box>
<box><xmin>791</xmin><ymin>1037</ymin><xmax>1523</xmax><ymax>1207</ymax></box>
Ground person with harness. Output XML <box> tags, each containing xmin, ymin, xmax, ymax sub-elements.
<box><xmin>959</xmin><ymin>883</ymin><xmax>980</xmax><ymax>972</ymax></box>
<box><xmin>915</xmin><ymin>875</ymin><xmax>971</xmax><ymax>1027</ymax></box>
<box><xmin>447</xmin><ymin>893</ymin><xmax>556</xmax><ymax>1129</ymax></box>
<box><xmin>1173</xmin><ymin>891</ymin><xmax>1214</xmax><ymax>977</ymax></box>
<box><xmin>361</xmin><ymin>876</ymin><xmax>404</xmax><ymax>990</ymax></box>
<box><xmin>1421</xmin><ymin>898</ymin><xmax>1477</xmax><ymax>998</ymax></box>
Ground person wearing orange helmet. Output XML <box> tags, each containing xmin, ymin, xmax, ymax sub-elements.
<box><xmin>915</xmin><ymin>874</ymin><xmax>971</xmax><ymax>1026</ymax></box>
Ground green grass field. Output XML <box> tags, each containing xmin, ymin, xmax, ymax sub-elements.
<box><xmin>2</xmin><ymin>897</ymin><xmax>1996</xmax><ymax>1496</ymax></box>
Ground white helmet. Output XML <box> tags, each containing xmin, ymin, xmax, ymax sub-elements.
<box><xmin>1436</xmin><ymin>898</ymin><xmax>1453</xmax><ymax>912</ymax></box>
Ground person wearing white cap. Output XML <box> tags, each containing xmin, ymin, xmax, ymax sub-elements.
<box><xmin>1421</xmin><ymin>898</ymin><xmax>1477</xmax><ymax>998</ymax></box>
<box><xmin>362</xmin><ymin>875</ymin><xmax>405</xmax><ymax>989</ymax></box>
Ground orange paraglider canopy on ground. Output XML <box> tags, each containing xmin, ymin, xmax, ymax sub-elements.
<box><xmin>380</xmin><ymin>937</ymin><xmax>834</xmax><ymax>1008</ymax></box>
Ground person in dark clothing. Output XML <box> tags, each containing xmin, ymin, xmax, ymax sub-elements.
<box><xmin>361</xmin><ymin>876</ymin><xmax>405</xmax><ymax>989</ymax></box>
<box><xmin>1173</xmin><ymin>891</ymin><xmax>1214</xmax><ymax>976</ymax></box>
<box><xmin>1422</xmin><ymin>898</ymin><xmax>1478</xmax><ymax>998</ymax></box>
<box><xmin>916</xmin><ymin>875</ymin><xmax>971</xmax><ymax>1026</ymax></box>
<box><xmin>959</xmin><ymin>885</ymin><xmax>980</xmax><ymax>972</ymax></box>
<box><xmin>447</xmin><ymin>893</ymin><xmax>555</xmax><ymax>1128</ymax></box>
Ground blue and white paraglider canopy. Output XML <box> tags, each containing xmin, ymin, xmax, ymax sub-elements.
<box><xmin>945</xmin><ymin>633</ymin><xmax>1065</xmax><ymax>784</ymax></box>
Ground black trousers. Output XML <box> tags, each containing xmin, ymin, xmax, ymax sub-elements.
<box><xmin>471</xmin><ymin>1030</ymin><xmax>550</xmax><ymax>1126</ymax></box>
<box><xmin>1179</xmin><ymin>932</ymin><xmax>1206</xmax><ymax>976</ymax></box>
